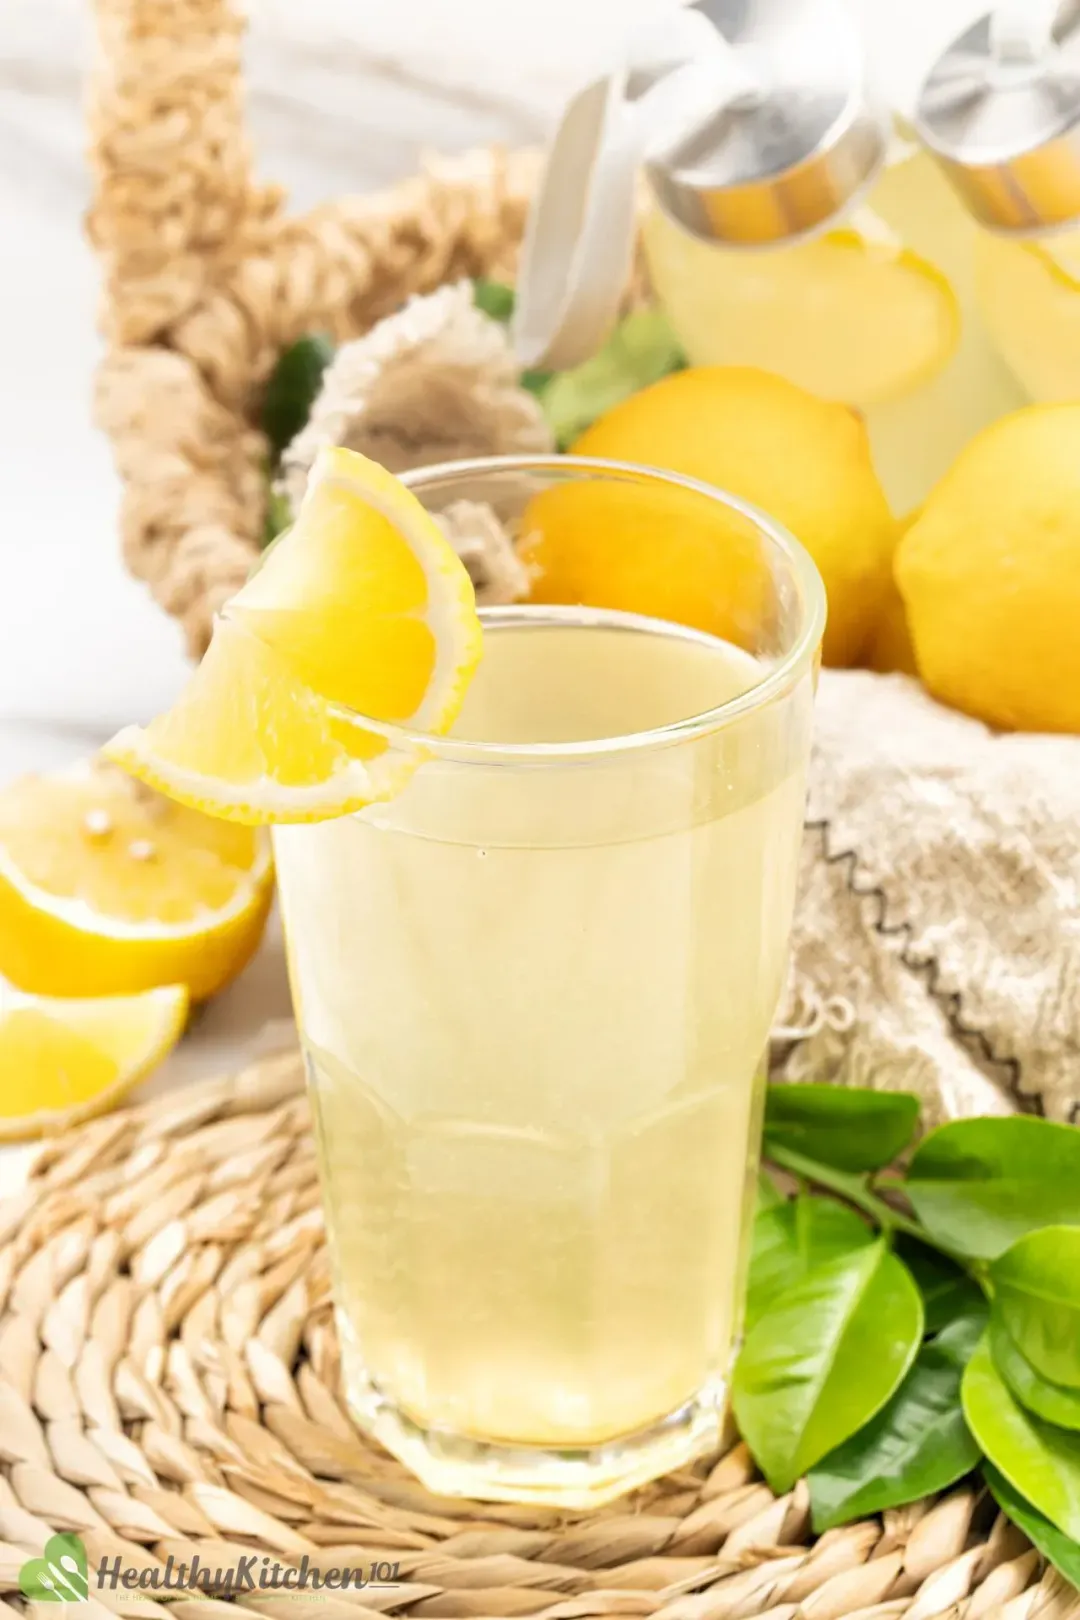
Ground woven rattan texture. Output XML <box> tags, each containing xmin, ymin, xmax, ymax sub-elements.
<box><xmin>88</xmin><ymin>0</ymin><xmax>538</xmax><ymax>655</ymax></box>
<box><xmin>0</xmin><ymin>1053</ymin><xmax>1074</xmax><ymax>1620</ymax></box>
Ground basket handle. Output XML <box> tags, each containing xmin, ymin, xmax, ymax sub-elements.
<box><xmin>86</xmin><ymin>0</ymin><xmax>544</xmax><ymax>657</ymax></box>
<box><xmin>87</xmin><ymin>0</ymin><xmax>275</xmax><ymax>345</ymax></box>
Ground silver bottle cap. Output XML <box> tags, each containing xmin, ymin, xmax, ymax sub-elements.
<box><xmin>915</xmin><ymin>1</ymin><xmax>1080</xmax><ymax>234</ymax></box>
<box><xmin>640</xmin><ymin>0</ymin><xmax>887</xmax><ymax>248</ymax></box>
<box><xmin>512</xmin><ymin>0</ymin><xmax>888</xmax><ymax>370</ymax></box>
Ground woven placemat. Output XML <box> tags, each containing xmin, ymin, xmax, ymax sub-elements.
<box><xmin>0</xmin><ymin>1052</ymin><xmax>1074</xmax><ymax>1620</ymax></box>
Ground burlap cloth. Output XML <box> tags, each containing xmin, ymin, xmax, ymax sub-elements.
<box><xmin>272</xmin><ymin>285</ymin><xmax>1080</xmax><ymax>1130</ymax></box>
<box><xmin>783</xmin><ymin>670</ymin><xmax>1080</xmax><ymax>1126</ymax></box>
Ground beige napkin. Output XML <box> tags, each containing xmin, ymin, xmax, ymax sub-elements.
<box><xmin>782</xmin><ymin>670</ymin><xmax>1080</xmax><ymax>1125</ymax></box>
<box><xmin>280</xmin><ymin>282</ymin><xmax>553</xmax><ymax>510</ymax></box>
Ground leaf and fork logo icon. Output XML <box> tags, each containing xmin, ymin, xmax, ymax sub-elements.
<box><xmin>18</xmin><ymin>1533</ymin><xmax>89</xmax><ymax>1604</ymax></box>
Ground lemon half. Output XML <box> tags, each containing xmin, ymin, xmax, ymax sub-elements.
<box><xmin>0</xmin><ymin>980</ymin><xmax>187</xmax><ymax>1140</ymax></box>
<box><xmin>0</xmin><ymin>760</ymin><xmax>272</xmax><ymax>999</ymax></box>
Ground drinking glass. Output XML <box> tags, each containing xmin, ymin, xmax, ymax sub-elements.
<box><xmin>273</xmin><ymin>456</ymin><xmax>825</xmax><ymax>1506</ymax></box>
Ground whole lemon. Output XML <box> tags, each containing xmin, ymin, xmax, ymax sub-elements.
<box><xmin>522</xmin><ymin>367</ymin><xmax>897</xmax><ymax>666</ymax></box>
<box><xmin>896</xmin><ymin>405</ymin><xmax>1080</xmax><ymax>732</ymax></box>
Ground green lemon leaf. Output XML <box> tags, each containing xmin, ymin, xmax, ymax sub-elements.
<box><xmin>991</xmin><ymin>1227</ymin><xmax>1080</xmax><ymax>1390</ymax></box>
<box><xmin>907</xmin><ymin>1116</ymin><xmax>1080</xmax><ymax>1260</ymax></box>
<box><xmin>757</xmin><ymin>1172</ymin><xmax>786</xmax><ymax>1213</ymax></box>
<box><xmin>261</xmin><ymin>333</ymin><xmax>335</xmax><ymax>461</ymax></box>
<box><xmin>764</xmin><ymin>1084</ymin><xmax>920</xmax><ymax>1172</ymax></box>
<box><xmin>733</xmin><ymin>1240</ymin><xmax>924</xmax><ymax>1495</ymax></box>
<box><xmin>991</xmin><ymin>1312</ymin><xmax>1080</xmax><ymax>1431</ymax></box>
<box><xmin>985</xmin><ymin>1464</ymin><xmax>1080</xmax><ymax>1593</ymax></box>
<box><xmin>261</xmin><ymin>488</ymin><xmax>293</xmax><ymax>550</ymax></box>
<box><xmin>808</xmin><ymin>1311</ymin><xmax>985</xmax><ymax>1531</ymax></box>
<box><xmin>745</xmin><ymin>1194</ymin><xmax>873</xmax><ymax>1332</ymax></box>
<box><xmin>896</xmin><ymin>1238</ymin><xmax>988</xmax><ymax>1335</ymax></box>
<box><xmin>930</xmin><ymin>1299</ymin><xmax>990</xmax><ymax>1347</ymax></box>
<box><xmin>520</xmin><ymin>366</ymin><xmax>553</xmax><ymax>397</ymax></box>
<box><xmin>539</xmin><ymin>310</ymin><xmax>686</xmax><ymax>448</ymax></box>
<box><xmin>472</xmin><ymin>278</ymin><xmax>516</xmax><ymax>322</ymax></box>
<box><xmin>962</xmin><ymin>1335</ymin><xmax>1080</xmax><ymax>1541</ymax></box>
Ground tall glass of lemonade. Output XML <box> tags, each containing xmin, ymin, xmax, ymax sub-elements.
<box><xmin>273</xmin><ymin>457</ymin><xmax>825</xmax><ymax>1506</ymax></box>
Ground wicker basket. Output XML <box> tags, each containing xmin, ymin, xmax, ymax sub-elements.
<box><xmin>88</xmin><ymin>0</ymin><xmax>538</xmax><ymax>657</ymax></box>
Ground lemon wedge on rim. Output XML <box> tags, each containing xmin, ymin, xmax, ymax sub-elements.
<box><xmin>106</xmin><ymin>448</ymin><xmax>482</xmax><ymax>825</ymax></box>
<box><xmin>0</xmin><ymin>980</ymin><xmax>188</xmax><ymax>1140</ymax></box>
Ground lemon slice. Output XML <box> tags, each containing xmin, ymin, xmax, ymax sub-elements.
<box><xmin>0</xmin><ymin>980</ymin><xmax>187</xmax><ymax>1140</ymax></box>
<box><xmin>643</xmin><ymin>205</ymin><xmax>960</xmax><ymax>408</ymax></box>
<box><xmin>107</xmin><ymin>448</ymin><xmax>482</xmax><ymax>825</ymax></box>
<box><xmin>0</xmin><ymin>760</ymin><xmax>272</xmax><ymax>1000</ymax></box>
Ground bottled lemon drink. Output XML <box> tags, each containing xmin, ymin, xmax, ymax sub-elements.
<box><xmin>273</xmin><ymin>458</ymin><xmax>824</xmax><ymax>1506</ymax></box>
<box><xmin>644</xmin><ymin>135</ymin><xmax>1024</xmax><ymax>517</ymax></box>
<box><xmin>914</xmin><ymin>0</ymin><xmax>1080</xmax><ymax>407</ymax></box>
<box><xmin>513</xmin><ymin>0</ymin><xmax>1023</xmax><ymax>519</ymax></box>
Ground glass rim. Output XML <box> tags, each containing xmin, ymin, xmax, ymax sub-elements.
<box><xmin>328</xmin><ymin>454</ymin><xmax>826</xmax><ymax>766</ymax></box>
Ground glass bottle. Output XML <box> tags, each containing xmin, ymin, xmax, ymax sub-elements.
<box><xmin>644</xmin><ymin>130</ymin><xmax>1025</xmax><ymax>517</ymax></box>
<box><xmin>915</xmin><ymin>0</ymin><xmax>1080</xmax><ymax>406</ymax></box>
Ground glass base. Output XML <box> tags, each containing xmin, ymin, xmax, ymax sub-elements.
<box><xmin>343</xmin><ymin>1366</ymin><xmax>728</xmax><ymax>1509</ymax></box>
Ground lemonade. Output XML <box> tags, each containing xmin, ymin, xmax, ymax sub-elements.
<box><xmin>114</xmin><ymin>448</ymin><xmax>824</xmax><ymax>1506</ymax></box>
<box><xmin>975</xmin><ymin>229</ymin><xmax>1080</xmax><ymax>403</ymax></box>
<box><xmin>274</xmin><ymin>604</ymin><xmax>814</xmax><ymax>1502</ymax></box>
<box><xmin>912</xmin><ymin>0</ymin><xmax>1080</xmax><ymax>414</ymax></box>
<box><xmin>855</xmin><ymin>143</ymin><xmax>1025</xmax><ymax>514</ymax></box>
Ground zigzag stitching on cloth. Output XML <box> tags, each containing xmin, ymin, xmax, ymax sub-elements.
<box><xmin>802</xmin><ymin>816</ymin><xmax>1043</xmax><ymax>1117</ymax></box>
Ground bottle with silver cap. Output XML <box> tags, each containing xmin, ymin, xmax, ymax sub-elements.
<box><xmin>916</xmin><ymin>0</ymin><xmax>1080</xmax><ymax>402</ymax></box>
<box><xmin>514</xmin><ymin>0</ymin><xmax>1024</xmax><ymax>516</ymax></box>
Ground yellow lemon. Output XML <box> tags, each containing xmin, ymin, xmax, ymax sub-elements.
<box><xmin>896</xmin><ymin>406</ymin><xmax>1080</xmax><ymax>732</ymax></box>
<box><xmin>107</xmin><ymin>447</ymin><xmax>482</xmax><ymax>824</ymax></box>
<box><xmin>0</xmin><ymin>760</ymin><xmax>272</xmax><ymax>1000</ymax></box>
<box><xmin>522</xmin><ymin>367</ymin><xmax>896</xmax><ymax>666</ymax></box>
<box><xmin>0</xmin><ymin>980</ymin><xmax>187</xmax><ymax>1140</ymax></box>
